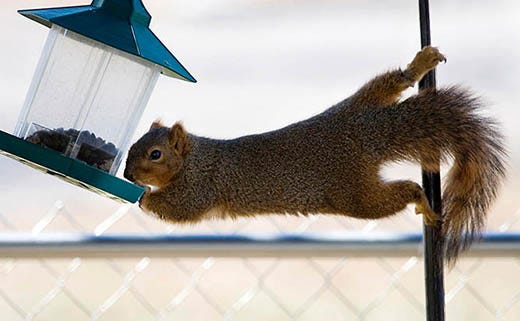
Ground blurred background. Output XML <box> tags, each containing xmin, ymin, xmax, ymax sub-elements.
<box><xmin>0</xmin><ymin>0</ymin><xmax>519</xmax><ymax>320</ymax></box>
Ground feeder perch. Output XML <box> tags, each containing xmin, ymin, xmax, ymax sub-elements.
<box><xmin>0</xmin><ymin>0</ymin><xmax>196</xmax><ymax>202</ymax></box>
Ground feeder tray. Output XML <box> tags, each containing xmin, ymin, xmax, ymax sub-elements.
<box><xmin>0</xmin><ymin>130</ymin><xmax>144</xmax><ymax>203</ymax></box>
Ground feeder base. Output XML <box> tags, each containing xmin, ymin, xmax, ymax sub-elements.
<box><xmin>0</xmin><ymin>130</ymin><xmax>144</xmax><ymax>203</ymax></box>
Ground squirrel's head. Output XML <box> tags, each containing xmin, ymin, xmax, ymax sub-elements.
<box><xmin>124</xmin><ymin>121</ymin><xmax>191</xmax><ymax>188</ymax></box>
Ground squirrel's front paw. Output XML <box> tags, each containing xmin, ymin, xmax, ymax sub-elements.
<box><xmin>406</xmin><ymin>46</ymin><xmax>447</xmax><ymax>83</ymax></box>
<box><xmin>138</xmin><ymin>186</ymin><xmax>152</xmax><ymax>212</ymax></box>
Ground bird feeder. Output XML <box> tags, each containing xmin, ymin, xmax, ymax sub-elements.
<box><xmin>0</xmin><ymin>0</ymin><xmax>195</xmax><ymax>202</ymax></box>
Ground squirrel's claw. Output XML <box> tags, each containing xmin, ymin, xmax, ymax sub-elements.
<box><xmin>436</xmin><ymin>52</ymin><xmax>447</xmax><ymax>64</ymax></box>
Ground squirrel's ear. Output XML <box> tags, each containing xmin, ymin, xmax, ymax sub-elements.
<box><xmin>149</xmin><ymin>120</ymin><xmax>165</xmax><ymax>131</ymax></box>
<box><xmin>169</xmin><ymin>122</ymin><xmax>191</xmax><ymax>156</ymax></box>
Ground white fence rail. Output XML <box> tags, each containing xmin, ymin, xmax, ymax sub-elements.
<box><xmin>0</xmin><ymin>233</ymin><xmax>519</xmax><ymax>258</ymax></box>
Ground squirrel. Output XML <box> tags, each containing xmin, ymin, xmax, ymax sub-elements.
<box><xmin>124</xmin><ymin>46</ymin><xmax>507</xmax><ymax>265</ymax></box>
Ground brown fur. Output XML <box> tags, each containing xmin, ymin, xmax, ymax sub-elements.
<box><xmin>124</xmin><ymin>47</ymin><xmax>507</xmax><ymax>265</ymax></box>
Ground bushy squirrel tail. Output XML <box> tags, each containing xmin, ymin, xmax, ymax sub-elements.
<box><xmin>400</xmin><ymin>87</ymin><xmax>507</xmax><ymax>265</ymax></box>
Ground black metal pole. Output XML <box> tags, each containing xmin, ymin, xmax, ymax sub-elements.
<box><xmin>418</xmin><ymin>1</ymin><xmax>445</xmax><ymax>321</ymax></box>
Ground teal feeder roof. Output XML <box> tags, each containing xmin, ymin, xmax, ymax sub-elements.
<box><xmin>18</xmin><ymin>0</ymin><xmax>196</xmax><ymax>82</ymax></box>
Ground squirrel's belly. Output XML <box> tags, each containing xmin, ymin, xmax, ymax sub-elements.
<box><xmin>201</xmin><ymin>206</ymin><xmax>229</xmax><ymax>220</ymax></box>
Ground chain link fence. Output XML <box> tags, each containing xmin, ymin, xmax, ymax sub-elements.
<box><xmin>1</xmin><ymin>199</ymin><xmax>519</xmax><ymax>321</ymax></box>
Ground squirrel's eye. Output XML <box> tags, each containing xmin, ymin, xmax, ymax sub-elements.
<box><xmin>149</xmin><ymin>150</ymin><xmax>162</xmax><ymax>160</ymax></box>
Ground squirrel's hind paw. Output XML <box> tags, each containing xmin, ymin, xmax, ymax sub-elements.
<box><xmin>415</xmin><ymin>203</ymin><xmax>441</xmax><ymax>227</ymax></box>
<box><xmin>406</xmin><ymin>46</ymin><xmax>447</xmax><ymax>83</ymax></box>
